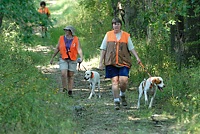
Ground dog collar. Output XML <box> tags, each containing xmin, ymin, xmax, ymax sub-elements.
<box><xmin>91</xmin><ymin>72</ymin><xmax>94</xmax><ymax>78</ymax></box>
<box><xmin>150</xmin><ymin>83</ymin><xmax>153</xmax><ymax>89</ymax></box>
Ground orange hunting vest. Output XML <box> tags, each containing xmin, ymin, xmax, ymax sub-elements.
<box><xmin>38</xmin><ymin>7</ymin><xmax>50</xmax><ymax>16</ymax></box>
<box><xmin>104</xmin><ymin>30</ymin><xmax>132</xmax><ymax>68</ymax></box>
<box><xmin>59</xmin><ymin>36</ymin><xmax>79</xmax><ymax>61</ymax></box>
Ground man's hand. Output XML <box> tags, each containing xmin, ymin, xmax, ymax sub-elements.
<box><xmin>77</xmin><ymin>58</ymin><xmax>83</xmax><ymax>63</ymax></box>
<box><xmin>137</xmin><ymin>58</ymin><xmax>141</xmax><ymax>64</ymax></box>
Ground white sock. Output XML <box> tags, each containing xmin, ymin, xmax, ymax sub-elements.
<box><xmin>114</xmin><ymin>98</ymin><xmax>120</xmax><ymax>102</ymax></box>
<box><xmin>120</xmin><ymin>91</ymin><xmax>125</xmax><ymax>97</ymax></box>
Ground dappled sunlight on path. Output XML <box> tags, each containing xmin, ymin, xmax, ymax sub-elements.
<box><xmin>24</xmin><ymin>45</ymin><xmax>52</xmax><ymax>54</ymax></box>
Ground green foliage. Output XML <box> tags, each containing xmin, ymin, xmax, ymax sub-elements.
<box><xmin>77</xmin><ymin>0</ymin><xmax>113</xmax><ymax>59</ymax></box>
<box><xmin>0</xmin><ymin>22</ymin><xmax>75</xmax><ymax>133</ymax></box>
<box><xmin>166</xmin><ymin>65</ymin><xmax>200</xmax><ymax>131</ymax></box>
<box><xmin>0</xmin><ymin>0</ymin><xmax>53</xmax><ymax>43</ymax></box>
<box><xmin>1</xmin><ymin>0</ymin><xmax>200</xmax><ymax>133</ymax></box>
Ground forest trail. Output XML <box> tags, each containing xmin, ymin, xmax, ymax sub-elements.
<box><xmin>39</xmin><ymin>53</ymin><xmax>177</xmax><ymax>134</ymax></box>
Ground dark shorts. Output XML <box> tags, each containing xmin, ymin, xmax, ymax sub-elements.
<box><xmin>105</xmin><ymin>65</ymin><xmax>130</xmax><ymax>78</ymax></box>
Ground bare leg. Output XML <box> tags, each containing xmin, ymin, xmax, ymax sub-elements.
<box><xmin>112</xmin><ymin>76</ymin><xmax>120</xmax><ymax>110</ymax></box>
<box><xmin>67</xmin><ymin>71</ymin><xmax>74</xmax><ymax>92</ymax></box>
<box><xmin>41</xmin><ymin>26</ymin><xmax>45</xmax><ymax>37</ymax></box>
<box><xmin>119</xmin><ymin>76</ymin><xmax>128</xmax><ymax>92</ymax></box>
<box><xmin>44</xmin><ymin>26</ymin><xmax>47</xmax><ymax>37</ymax></box>
<box><xmin>119</xmin><ymin>76</ymin><xmax>128</xmax><ymax>106</ymax></box>
<box><xmin>61</xmin><ymin>70</ymin><xmax>68</xmax><ymax>91</ymax></box>
<box><xmin>111</xmin><ymin>76</ymin><xmax>120</xmax><ymax>99</ymax></box>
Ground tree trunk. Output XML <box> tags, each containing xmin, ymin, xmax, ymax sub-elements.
<box><xmin>0</xmin><ymin>13</ymin><xmax>3</xmax><ymax>28</ymax></box>
<box><xmin>124</xmin><ymin>0</ymin><xmax>137</xmax><ymax>35</ymax></box>
<box><xmin>0</xmin><ymin>0</ymin><xmax>3</xmax><ymax>28</ymax></box>
<box><xmin>145</xmin><ymin>0</ymin><xmax>152</xmax><ymax>45</ymax></box>
<box><xmin>175</xmin><ymin>15</ymin><xmax>185</xmax><ymax>71</ymax></box>
<box><xmin>170</xmin><ymin>24</ymin><xmax>176</xmax><ymax>55</ymax></box>
<box><xmin>111</xmin><ymin>0</ymin><xmax>118</xmax><ymax>17</ymax></box>
<box><xmin>184</xmin><ymin>0</ymin><xmax>200</xmax><ymax>61</ymax></box>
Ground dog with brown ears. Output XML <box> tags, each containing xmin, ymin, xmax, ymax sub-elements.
<box><xmin>137</xmin><ymin>77</ymin><xmax>165</xmax><ymax>109</ymax></box>
<box><xmin>84</xmin><ymin>70</ymin><xmax>101</xmax><ymax>99</ymax></box>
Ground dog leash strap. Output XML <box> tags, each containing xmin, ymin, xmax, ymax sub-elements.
<box><xmin>77</xmin><ymin>63</ymin><xmax>87</xmax><ymax>71</ymax></box>
<box><xmin>139</xmin><ymin>62</ymin><xmax>152</xmax><ymax>77</ymax></box>
<box><xmin>82</xmin><ymin>64</ymin><xmax>87</xmax><ymax>71</ymax></box>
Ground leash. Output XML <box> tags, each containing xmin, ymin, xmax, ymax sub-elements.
<box><xmin>78</xmin><ymin>62</ymin><xmax>87</xmax><ymax>71</ymax></box>
<box><xmin>139</xmin><ymin>62</ymin><xmax>152</xmax><ymax>77</ymax></box>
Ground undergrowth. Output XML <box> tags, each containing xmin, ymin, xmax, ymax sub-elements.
<box><xmin>0</xmin><ymin>27</ymin><xmax>75</xmax><ymax>133</ymax></box>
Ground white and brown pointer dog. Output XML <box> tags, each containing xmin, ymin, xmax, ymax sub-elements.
<box><xmin>137</xmin><ymin>77</ymin><xmax>165</xmax><ymax>109</ymax></box>
<box><xmin>84</xmin><ymin>70</ymin><xmax>101</xmax><ymax>99</ymax></box>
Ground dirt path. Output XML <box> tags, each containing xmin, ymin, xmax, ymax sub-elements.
<box><xmin>30</xmin><ymin>44</ymin><xmax>179</xmax><ymax>133</ymax></box>
<box><xmin>47</xmin><ymin>61</ymin><xmax>176</xmax><ymax>134</ymax></box>
<box><xmin>71</xmin><ymin>67</ymin><xmax>175</xmax><ymax>134</ymax></box>
<box><xmin>32</xmin><ymin>1</ymin><xmax>181</xmax><ymax>133</ymax></box>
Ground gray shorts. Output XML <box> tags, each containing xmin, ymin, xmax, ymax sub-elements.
<box><xmin>59</xmin><ymin>58</ymin><xmax>77</xmax><ymax>72</ymax></box>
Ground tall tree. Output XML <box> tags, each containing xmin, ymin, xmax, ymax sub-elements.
<box><xmin>0</xmin><ymin>0</ymin><xmax>48</xmax><ymax>38</ymax></box>
<box><xmin>0</xmin><ymin>0</ymin><xmax>4</xmax><ymax>28</ymax></box>
<box><xmin>169</xmin><ymin>0</ymin><xmax>200</xmax><ymax>68</ymax></box>
<box><xmin>0</xmin><ymin>13</ymin><xmax>3</xmax><ymax>28</ymax></box>
<box><xmin>184</xmin><ymin>0</ymin><xmax>200</xmax><ymax>61</ymax></box>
